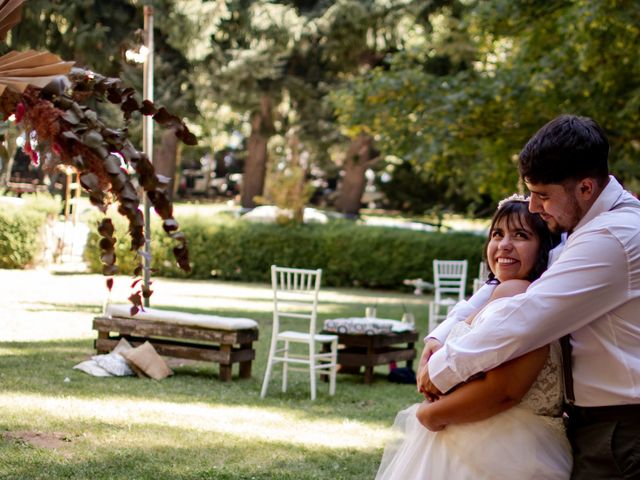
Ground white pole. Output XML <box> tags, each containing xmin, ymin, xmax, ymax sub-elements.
<box><xmin>142</xmin><ymin>5</ymin><xmax>154</xmax><ymax>307</ymax></box>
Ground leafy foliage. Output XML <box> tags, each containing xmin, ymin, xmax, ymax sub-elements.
<box><xmin>7</xmin><ymin>0</ymin><xmax>139</xmax><ymax>76</ymax></box>
<box><xmin>9</xmin><ymin>0</ymin><xmax>639</xmax><ymax>221</ymax></box>
<box><xmin>198</xmin><ymin>0</ymin><xmax>464</xmax><ymax>212</ymax></box>
<box><xmin>332</xmin><ymin>0</ymin><xmax>640</xmax><ymax>212</ymax></box>
<box><xmin>0</xmin><ymin>195</ymin><xmax>58</xmax><ymax>268</ymax></box>
<box><xmin>472</xmin><ymin>0</ymin><xmax>640</xmax><ymax>194</ymax></box>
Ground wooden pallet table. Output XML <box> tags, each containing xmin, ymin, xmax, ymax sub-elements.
<box><xmin>93</xmin><ymin>306</ymin><xmax>259</xmax><ymax>382</ymax></box>
<box><xmin>321</xmin><ymin>329</ymin><xmax>417</xmax><ymax>384</ymax></box>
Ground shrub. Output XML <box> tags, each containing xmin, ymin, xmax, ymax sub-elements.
<box><xmin>22</xmin><ymin>194</ymin><xmax>61</xmax><ymax>218</ymax></box>
<box><xmin>84</xmin><ymin>215</ymin><xmax>485</xmax><ymax>290</ymax></box>
<box><xmin>0</xmin><ymin>194</ymin><xmax>60</xmax><ymax>269</ymax></box>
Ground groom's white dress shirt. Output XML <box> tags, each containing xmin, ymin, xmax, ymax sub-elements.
<box><xmin>428</xmin><ymin>176</ymin><xmax>640</xmax><ymax>407</ymax></box>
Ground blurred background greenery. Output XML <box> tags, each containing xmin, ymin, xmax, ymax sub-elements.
<box><xmin>2</xmin><ymin>0</ymin><xmax>637</xmax><ymax>222</ymax></box>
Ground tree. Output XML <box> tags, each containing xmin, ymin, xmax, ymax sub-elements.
<box><xmin>332</xmin><ymin>0</ymin><xmax>640</xmax><ymax>213</ymax></box>
<box><xmin>199</xmin><ymin>0</ymin><xmax>463</xmax><ymax>215</ymax></box>
<box><xmin>334</xmin><ymin>133</ymin><xmax>379</xmax><ymax>215</ymax></box>
<box><xmin>200</xmin><ymin>0</ymin><xmax>294</xmax><ymax>208</ymax></box>
<box><xmin>330</xmin><ymin>1</ymin><xmax>485</xmax><ymax>213</ymax></box>
<box><xmin>304</xmin><ymin>0</ymin><xmax>475</xmax><ymax>216</ymax></box>
<box><xmin>243</xmin><ymin>93</ymin><xmax>274</xmax><ymax>207</ymax></box>
<box><xmin>471</xmin><ymin>0</ymin><xmax>640</xmax><ymax>194</ymax></box>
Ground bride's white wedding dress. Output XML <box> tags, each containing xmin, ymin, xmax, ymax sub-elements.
<box><xmin>376</xmin><ymin>320</ymin><xmax>572</xmax><ymax>479</ymax></box>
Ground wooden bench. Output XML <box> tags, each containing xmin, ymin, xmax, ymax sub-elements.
<box><xmin>5</xmin><ymin>181</ymin><xmax>49</xmax><ymax>196</ymax></box>
<box><xmin>93</xmin><ymin>305</ymin><xmax>259</xmax><ymax>382</ymax></box>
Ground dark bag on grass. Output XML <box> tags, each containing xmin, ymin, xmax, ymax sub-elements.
<box><xmin>388</xmin><ymin>367</ymin><xmax>416</xmax><ymax>384</ymax></box>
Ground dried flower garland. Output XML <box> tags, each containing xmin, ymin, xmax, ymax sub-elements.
<box><xmin>0</xmin><ymin>1</ymin><xmax>195</xmax><ymax>313</ymax></box>
<box><xmin>1</xmin><ymin>70</ymin><xmax>195</xmax><ymax>312</ymax></box>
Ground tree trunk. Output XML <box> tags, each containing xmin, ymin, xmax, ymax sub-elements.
<box><xmin>241</xmin><ymin>94</ymin><xmax>273</xmax><ymax>209</ymax></box>
<box><xmin>154</xmin><ymin>127</ymin><xmax>180</xmax><ymax>201</ymax></box>
<box><xmin>335</xmin><ymin>133</ymin><xmax>377</xmax><ymax>216</ymax></box>
<box><xmin>288</xmin><ymin>130</ymin><xmax>306</xmax><ymax>223</ymax></box>
<box><xmin>2</xmin><ymin>129</ymin><xmax>16</xmax><ymax>187</ymax></box>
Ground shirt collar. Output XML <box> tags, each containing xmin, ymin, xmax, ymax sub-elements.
<box><xmin>573</xmin><ymin>175</ymin><xmax>625</xmax><ymax>232</ymax></box>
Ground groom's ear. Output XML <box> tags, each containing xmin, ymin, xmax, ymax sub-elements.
<box><xmin>577</xmin><ymin>178</ymin><xmax>597</xmax><ymax>201</ymax></box>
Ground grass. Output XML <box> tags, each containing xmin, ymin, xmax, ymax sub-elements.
<box><xmin>0</xmin><ymin>270</ymin><xmax>430</xmax><ymax>479</ymax></box>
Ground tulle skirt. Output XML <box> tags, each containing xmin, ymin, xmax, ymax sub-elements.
<box><xmin>376</xmin><ymin>403</ymin><xmax>572</xmax><ymax>480</ymax></box>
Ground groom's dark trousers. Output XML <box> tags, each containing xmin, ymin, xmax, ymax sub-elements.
<box><xmin>567</xmin><ymin>404</ymin><xmax>640</xmax><ymax>479</ymax></box>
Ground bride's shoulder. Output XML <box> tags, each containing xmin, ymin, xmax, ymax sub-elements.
<box><xmin>489</xmin><ymin>279</ymin><xmax>531</xmax><ymax>300</ymax></box>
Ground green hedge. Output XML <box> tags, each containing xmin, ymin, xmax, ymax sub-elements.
<box><xmin>84</xmin><ymin>214</ymin><xmax>486</xmax><ymax>290</ymax></box>
<box><xmin>0</xmin><ymin>195</ymin><xmax>60</xmax><ymax>269</ymax></box>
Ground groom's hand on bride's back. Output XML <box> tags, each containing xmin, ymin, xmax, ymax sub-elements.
<box><xmin>417</xmin><ymin>338</ymin><xmax>443</xmax><ymax>400</ymax></box>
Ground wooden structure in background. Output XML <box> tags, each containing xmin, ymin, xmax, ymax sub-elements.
<box><xmin>321</xmin><ymin>330</ymin><xmax>417</xmax><ymax>384</ymax></box>
<box><xmin>93</xmin><ymin>315</ymin><xmax>259</xmax><ymax>382</ymax></box>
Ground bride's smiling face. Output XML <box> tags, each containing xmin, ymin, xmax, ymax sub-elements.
<box><xmin>487</xmin><ymin>213</ymin><xmax>541</xmax><ymax>282</ymax></box>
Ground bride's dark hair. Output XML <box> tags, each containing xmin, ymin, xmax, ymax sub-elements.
<box><xmin>484</xmin><ymin>198</ymin><xmax>561</xmax><ymax>283</ymax></box>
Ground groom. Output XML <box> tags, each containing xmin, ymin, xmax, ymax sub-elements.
<box><xmin>418</xmin><ymin>114</ymin><xmax>640</xmax><ymax>479</ymax></box>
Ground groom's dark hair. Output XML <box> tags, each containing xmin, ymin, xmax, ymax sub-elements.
<box><xmin>518</xmin><ymin>114</ymin><xmax>609</xmax><ymax>187</ymax></box>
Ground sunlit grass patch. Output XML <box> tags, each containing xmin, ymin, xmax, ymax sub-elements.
<box><xmin>0</xmin><ymin>393</ymin><xmax>393</xmax><ymax>450</ymax></box>
<box><xmin>1</xmin><ymin>271</ymin><xmax>426</xmax><ymax>478</ymax></box>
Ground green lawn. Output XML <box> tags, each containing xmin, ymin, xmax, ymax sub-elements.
<box><xmin>0</xmin><ymin>270</ymin><xmax>429</xmax><ymax>479</ymax></box>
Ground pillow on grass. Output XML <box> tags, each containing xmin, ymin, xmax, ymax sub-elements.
<box><xmin>121</xmin><ymin>341</ymin><xmax>173</xmax><ymax>380</ymax></box>
<box><xmin>73</xmin><ymin>360</ymin><xmax>112</xmax><ymax>377</ymax></box>
<box><xmin>92</xmin><ymin>338</ymin><xmax>134</xmax><ymax>376</ymax></box>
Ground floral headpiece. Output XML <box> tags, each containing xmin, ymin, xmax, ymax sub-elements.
<box><xmin>497</xmin><ymin>193</ymin><xmax>529</xmax><ymax>210</ymax></box>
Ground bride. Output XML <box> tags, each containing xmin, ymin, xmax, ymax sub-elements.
<box><xmin>376</xmin><ymin>196</ymin><xmax>572</xmax><ymax>479</ymax></box>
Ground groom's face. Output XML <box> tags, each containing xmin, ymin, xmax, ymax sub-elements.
<box><xmin>525</xmin><ymin>181</ymin><xmax>584</xmax><ymax>234</ymax></box>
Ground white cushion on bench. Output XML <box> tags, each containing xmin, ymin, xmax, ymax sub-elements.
<box><xmin>105</xmin><ymin>304</ymin><xmax>258</xmax><ymax>330</ymax></box>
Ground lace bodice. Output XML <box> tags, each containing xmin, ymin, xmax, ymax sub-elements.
<box><xmin>521</xmin><ymin>342</ymin><xmax>564</xmax><ymax>417</ymax></box>
<box><xmin>449</xmin><ymin>321</ymin><xmax>564</xmax><ymax>418</ymax></box>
